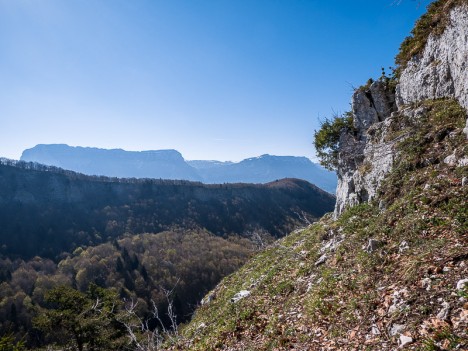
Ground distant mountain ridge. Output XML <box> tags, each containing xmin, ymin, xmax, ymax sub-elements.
<box><xmin>188</xmin><ymin>154</ymin><xmax>336</xmax><ymax>192</ymax></box>
<box><xmin>21</xmin><ymin>144</ymin><xmax>201</xmax><ymax>181</ymax></box>
<box><xmin>20</xmin><ymin>144</ymin><xmax>337</xmax><ymax>192</ymax></box>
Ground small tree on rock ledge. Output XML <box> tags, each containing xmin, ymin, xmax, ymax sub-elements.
<box><xmin>313</xmin><ymin>112</ymin><xmax>354</xmax><ymax>171</ymax></box>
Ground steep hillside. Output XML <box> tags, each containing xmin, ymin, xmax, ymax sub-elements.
<box><xmin>172</xmin><ymin>98</ymin><xmax>468</xmax><ymax>351</ymax></box>
<box><xmin>0</xmin><ymin>160</ymin><xmax>334</xmax><ymax>259</ymax></box>
<box><xmin>170</xmin><ymin>2</ymin><xmax>468</xmax><ymax>350</ymax></box>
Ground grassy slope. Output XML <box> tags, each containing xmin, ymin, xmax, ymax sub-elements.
<box><xmin>168</xmin><ymin>99</ymin><xmax>468</xmax><ymax>350</ymax></box>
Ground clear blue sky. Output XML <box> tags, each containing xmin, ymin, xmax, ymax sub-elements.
<box><xmin>0</xmin><ymin>0</ymin><xmax>429</xmax><ymax>162</ymax></box>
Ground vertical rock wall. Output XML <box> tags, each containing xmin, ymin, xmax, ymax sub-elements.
<box><xmin>397</xmin><ymin>5</ymin><xmax>468</xmax><ymax>110</ymax></box>
<box><xmin>334</xmin><ymin>81</ymin><xmax>397</xmax><ymax>216</ymax></box>
<box><xmin>334</xmin><ymin>4</ymin><xmax>468</xmax><ymax>217</ymax></box>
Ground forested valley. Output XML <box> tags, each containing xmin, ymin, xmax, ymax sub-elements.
<box><xmin>0</xmin><ymin>159</ymin><xmax>335</xmax><ymax>349</ymax></box>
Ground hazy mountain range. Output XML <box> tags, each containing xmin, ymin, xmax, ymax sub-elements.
<box><xmin>21</xmin><ymin>144</ymin><xmax>337</xmax><ymax>192</ymax></box>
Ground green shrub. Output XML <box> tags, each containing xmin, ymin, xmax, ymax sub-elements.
<box><xmin>313</xmin><ymin>112</ymin><xmax>354</xmax><ymax>171</ymax></box>
<box><xmin>0</xmin><ymin>335</ymin><xmax>24</xmax><ymax>351</ymax></box>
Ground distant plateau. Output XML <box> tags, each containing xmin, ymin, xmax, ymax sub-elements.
<box><xmin>20</xmin><ymin>144</ymin><xmax>337</xmax><ymax>193</ymax></box>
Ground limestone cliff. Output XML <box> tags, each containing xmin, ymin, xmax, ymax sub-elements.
<box><xmin>334</xmin><ymin>80</ymin><xmax>398</xmax><ymax>215</ymax></box>
<box><xmin>397</xmin><ymin>4</ymin><xmax>468</xmax><ymax>110</ymax></box>
<box><xmin>335</xmin><ymin>2</ymin><xmax>468</xmax><ymax>216</ymax></box>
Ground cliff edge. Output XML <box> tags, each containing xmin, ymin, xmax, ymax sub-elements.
<box><xmin>335</xmin><ymin>1</ymin><xmax>468</xmax><ymax>216</ymax></box>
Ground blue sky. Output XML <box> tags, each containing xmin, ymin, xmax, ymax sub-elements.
<box><xmin>0</xmin><ymin>0</ymin><xmax>429</xmax><ymax>162</ymax></box>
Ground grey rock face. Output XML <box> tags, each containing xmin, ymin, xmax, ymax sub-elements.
<box><xmin>334</xmin><ymin>5</ymin><xmax>468</xmax><ymax>217</ymax></box>
<box><xmin>456</xmin><ymin>278</ymin><xmax>468</xmax><ymax>290</ymax></box>
<box><xmin>397</xmin><ymin>6</ymin><xmax>468</xmax><ymax>110</ymax></box>
<box><xmin>352</xmin><ymin>81</ymin><xmax>396</xmax><ymax>141</ymax></box>
<box><xmin>370</xmin><ymin>81</ymin><xmax>396</xmax><ymax>121</ymax></box>
<box><xmin>421</xmin><ymin>277</ymin><xmax>432</xmax><ymax>291</ymax></box>
<box><xmin>444</xmin><ymin>152</ymin><xmax>458</xmax><ymax>166</ymax></box>
<box><xmin>399</xmin><ymin>241</ymin><xmax>409</xmax><ymax>253</ymax></box>
<box><xmin>201</xmin><ymin>292</ymin><xmax>217</xmax><ymax>306</ymax></box>
<box><xmin>399</xmin><ymin>334</ymin><xmax>413</xmax><ymax>347</ymax></box>
<box><xmin>389</xmin><ymin>324</ymin><xmax>405</xmax><ymax>336</ymax></box>
<box><xmin>334</xmin><ymin>87</ymin><xmax>398</xmax><ymax>216</ymax></box>
<box><xmin>397</xmin><ymin>5</ymin><xmax>468</xmax><ymax>146</ymax></box>
<box><xmin>352</xmin><ymin>89</ymin><xmax>380</xmax><ymax>138</ymax></box>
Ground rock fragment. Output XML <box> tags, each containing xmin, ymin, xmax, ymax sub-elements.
<box><xmin>231</xmin><ymin>290</ymin><xmax>251</xmax><ymax>303</ymax></box>
<box><xmin>365</xmin><ymin>239</ymin><xmax>382</xmax><ymax>253</ymax></box>
<box><xmin>444</xmin><ymin>153</ymin><xmax>457</xmax><ymax>166</ymax></box>
<box><xmin>314</xmin><ymin>254</ymin><xmax>327</xmax><ymax>266</ymax></box>
<box><xmin>201</xmin><ymin>292</ymin><xmax>216</xmax><ymax>306</ymax></box>
<box><xmin>456</xmin><ymin>278</ymin><xmax>468</xmax><ymax>291</ymax></box>
<box><xmin>421</xmin><ymin>277</ymin><xmax>432</xmax><ymax>291</ymax></box>
<box><xmin>436</xmin><ymin>301</ymin><xmax>451</xmax><ymax>321</ymax></box>
<box><xmin>390</xmin><ymin>324</ymin><xmax>405</xmax><ymax>336</ymax></box>
<box><xmin>399</xmin><ymin>334</ymin><xmax>413</xmax><ymax>347</ymax></box>
<box><xmin>399</xmin><ymin>241</ymin><xmax>409</xmax><ymax>253</ymax></box>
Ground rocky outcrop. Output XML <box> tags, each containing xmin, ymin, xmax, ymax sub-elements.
<box><xmin>396</xmin><ymin>5</ymin><xmax>468</xmax><ymax>110</ymax></box>
<box><xmin>353</xmin><ymin>81</ymin><xmax>396</xmax><ymax>139</ymax></box>
<box><xmin>335</xmin><ymin>3</ymin><xmax>468</xmax><ymax>217</ymax></box>
<box><xmin>397</xmin><ymin>4</ymin><xmax>468</xmax><ymax>142</ymax></box>
<box><xmin>334</xmin><ymin>80</ymin><xmax>398</xmax><ymax>216</ymax></box>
